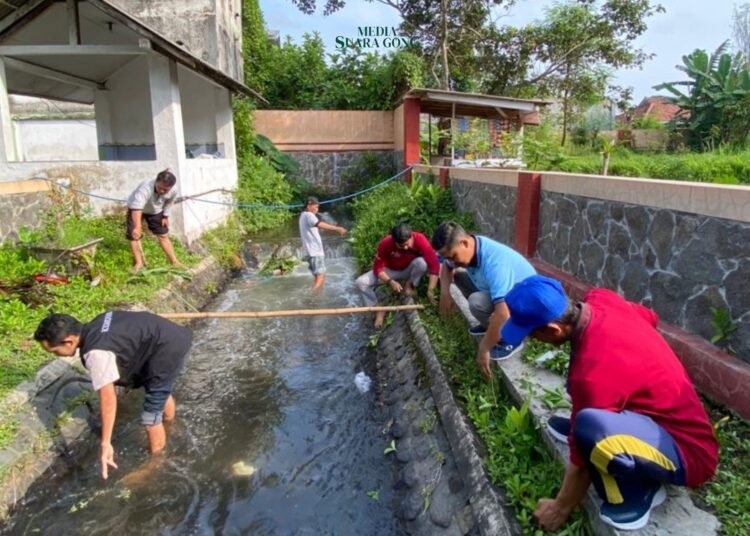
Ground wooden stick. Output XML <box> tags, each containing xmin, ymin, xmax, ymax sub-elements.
<box><xmin>160</xmin><ymin>304</ymin><xmax>424</xmax><ymax>320</ymax></box>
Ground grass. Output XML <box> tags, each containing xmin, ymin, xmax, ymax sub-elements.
<box><xmin>700</xmin><ymin>402</ymin><xmax>750</xmax><ymax>536</ymax></box>
<box><xmin>0</xmin><ymin>214</ymin><xmax>199</xmax><ymax>400</ymax></box>
<box><xmin>532</xmin><ymin>147</ymin><xmax>750</xmax><ymax>185</ymax></box>
<box><xmin>417</xmin><ymin>304</ymin><xmax>590</xmax><ymax>535</ymax></box>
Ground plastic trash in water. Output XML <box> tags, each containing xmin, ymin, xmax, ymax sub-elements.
<box><xmin>354</xmin><ymin>371</ymin><xmax>372</xmax><ymax>393</ymax></box>
<box><xmin>232</xmin><ymin>461</ymin><xmax>256</xmax><ymax>477</ymax></box>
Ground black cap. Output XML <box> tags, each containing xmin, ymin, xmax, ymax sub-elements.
<box><xmin>306</xmin><ymin>196</ymin><xmax>320</xmax><ymax>206</ymax></box>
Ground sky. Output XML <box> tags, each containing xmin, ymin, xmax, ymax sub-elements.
<box><xmin>258</xmin><ymin>0</ymin><xmax>738</xmax><ymax>104</ymax></box>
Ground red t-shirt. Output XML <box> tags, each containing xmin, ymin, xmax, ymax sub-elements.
<box><xmin>567</xmin><ymin>289</ymin><xmax>718</xmax><ymax>487</ymax></box>
<box><xmin>372</xmin><ymin>232</ymin><xmax>440</xmax><ymax>276</ymax></box>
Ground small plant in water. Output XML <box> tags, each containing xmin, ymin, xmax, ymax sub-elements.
<box><xmin>367</xmin><ymin>490</ymin><xmax>380</xmax><ymax>501</ymax></box>
<box><xmin>384</xmin><ymin>439</ymin><xmax>397</xmax><ymax>455</ymax></box>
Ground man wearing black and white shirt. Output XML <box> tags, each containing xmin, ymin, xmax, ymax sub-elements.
<box><xmin>34</xmin><ymin>311</ymin><xmax>192</xmax><ymax>479</ymax></box>
<box><xmin>127</xmin><ymin>169</ymin><xmax>181</xmax><ymax>271</ymax></box>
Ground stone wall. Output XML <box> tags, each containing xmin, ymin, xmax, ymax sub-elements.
<box><xmin>536</xmin><ymin>191</ymin><xmax>750</xmax><ymax>363</ymax></box>
<box><xmin>451</xmin><ymin>179</ymin><xmax>516</xmax><ymax>246</ymax></box>
<box><xmin>0</xmin><ymin>192</ymin><xmax>50</xmax><ymax>243</ymax></box>
<box><xmin>288</xmin><ymin>151</ymin><xmax>396</xmax><ymax>194</ymax></box>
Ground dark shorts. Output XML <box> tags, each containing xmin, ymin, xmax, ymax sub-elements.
<box><xmin>126</xmin><ymin>209</ymin><xmax>168</xmax><ymax>240</ymax></box>
<box><xmin>307</xmin><ymin>255</ymin><xmax>326</xmax><ymax>275</ymax></box>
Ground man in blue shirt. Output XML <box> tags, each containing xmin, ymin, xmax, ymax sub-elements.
<box><xmin>432</xmin><ymin>221</ymin><xmax>536</xmax><ymax>378</ymax></box>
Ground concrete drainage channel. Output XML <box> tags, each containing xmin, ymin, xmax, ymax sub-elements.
<box><xmin>373</xmin><ymin>310</ymin><xmax>519</xmax><ymax>535</ymax></box>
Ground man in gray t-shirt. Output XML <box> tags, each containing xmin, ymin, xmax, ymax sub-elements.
<box><xmin>127</xmin><ymin>170</ymin><xmax>181</xmax><ymax>271</ymax></box>
<box><xmin>299</xmin><ymin>196</ymin><xmax>346</xmax><ymax>289</ymax></box>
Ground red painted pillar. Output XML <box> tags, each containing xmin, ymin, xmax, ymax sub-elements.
<box><xmin>514</xmin><ymin>172</ymin><xmax>542</xmax><ymax>257</ymax></box>
<box><xmin>438</xmin><ymin>167</ymin><xmax>449</xmax><ymax>188</ymax></box>
<box><xmin>403</xmin><ymin>97</ymin><xmax>421</xmax><ymax>184</ymax></box>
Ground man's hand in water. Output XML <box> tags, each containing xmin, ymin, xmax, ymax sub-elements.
<box><xmin>100</xmin><ymin>441</ymin><xmax>118</xmax><ymax>479</ymax></box>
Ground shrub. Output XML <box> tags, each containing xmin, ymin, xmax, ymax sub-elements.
<box><xmin>351</xmin><ymin>175</ymin><xmax>472</xmax><ymax>271</ymax></box>
<box><xmin>235</xmin><ymin>152</ymin><xmax>294</xmax><ymax>233</ymax></box>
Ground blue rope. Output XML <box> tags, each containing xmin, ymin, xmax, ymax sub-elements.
<box><xmin>32</xmin><ymin>165</ymin><xmax>412</xmax><ymax>210</ymax></box>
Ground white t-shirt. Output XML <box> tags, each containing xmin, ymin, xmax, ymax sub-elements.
<box><xmin>83</xmin><ymin>350</ymin><xmax>120</xmax><ymax>391</ymax></box>
<box><xmin>299</xmin><ymin>210</ymin><xmax>324</xmax><ymax>257</ymax></box>
<box><xmin>127</xmin><ymin>179</ymin><xmax>177</xmax><ymax>216</ymax></box>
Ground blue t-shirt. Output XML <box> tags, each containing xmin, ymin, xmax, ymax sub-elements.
<box><xmin>444</xmin><ymin>236</ymin><xmax>536</xmax><ymax>304</ymax></box>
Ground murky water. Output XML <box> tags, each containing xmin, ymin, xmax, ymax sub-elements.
<box><xmin>4</xmin><ymin>256</ymin><xmax>400</xmax><ymax>535</ymax></box>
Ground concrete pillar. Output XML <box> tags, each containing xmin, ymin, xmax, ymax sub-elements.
<box><xmin>215</xmin><ymin>87</ymin><xmax>235</xmax><ymax>160</ymax></box>
<box><xmin>402</xmin><ymin>96</ymin><xmax>421</xmax><ymax>183</ymax></box>
<box><xmin>514</xmin><ymin>172</ymin><xmax>542</xmax><ymax>257</ymax></box>
<box><xmin>0</xmin><ymin>59</ymin><xmax>16</xmax><ymax>162</ymax></box>
<box><xmin>148</xmin><ymin>54</ymin><xmax>186</xmax><ymax>237</ymax></box>
<box><xmin>148</xmin><ymin>54</ymin><xmax>186</xmax><ymax>166</ymax></box>
<box><xmin>94</xmin><ymin>90</ymin><xmax>113</xmax><ymax>156</ymax></box>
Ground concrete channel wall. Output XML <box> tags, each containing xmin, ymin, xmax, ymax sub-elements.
<box><xmin>414</xmin><ymin>164</ymin><xmax>750</xmax><ymax>421</ymax></box>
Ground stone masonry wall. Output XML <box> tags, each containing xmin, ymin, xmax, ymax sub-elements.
<box><xmin>287</xmin><ymin>151</ymin><xmax>396</xmax><ymax>194</ymax></box>
<box><xmin>451</xmin><ymin>180</ymin><xmax>516</xmax><ymax>246</ymax></box>
<box><xmin>536</xmin><ymin>191</ymin><xmax>750</xmax><ymax>363</ymax></box>
<box><xmin>0</xmin><ymin>192</ymin><xmax>51</xmax><ymax>243</ymax></box>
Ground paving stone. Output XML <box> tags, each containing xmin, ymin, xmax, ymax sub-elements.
<box><xmin>398</xmin><ymin>491</ymin><xmax>424</xmax><ymax>521</ymax></box>
<box><xmin>396</xmin><ymin>438</ymin><xmax>413</xmax><ymax>463</ymax></box>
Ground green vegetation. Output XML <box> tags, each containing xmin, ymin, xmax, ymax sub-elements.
<box><xmin>0</xmin><ymin>213</ymin><xmax>198</xmax><ymax>400</ymax></box>
<box><xmin>350</xmin><ymin>175</ymin><xmax>472</xmax><ymax>271</ymax></box>
<box><xmin>522</xmin><ymin>125</ymin><xmax>750</xmax><ymax>185</ymax></box>
<box><xmin>419</xmin><ymin>308</ymin><xmax>589</xmax><ymax>535</ymax></box>
<box><xmin>701</xmin><ymin>404</ymin><xmax>750</xmax><ymax>536</ymax></box>
<box><xmin>352</xmin><ymin>176</ymin><xmax>588</xmax><ymax>533</ymax></box>
<box><xmin>655</xmin><ymin>42</ymin><xmax>750</xmax><ymax>150</ymax></box>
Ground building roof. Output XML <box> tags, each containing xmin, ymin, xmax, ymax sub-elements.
<box><xmin>402</xmin><ymin>88</ymin><xmax>550</xmax><ymax>124</ymax></box>
<box><xmin>616</xmin><ymin>96</ymin><xmax>686</xmax><ymax>124</ymax></box>
<box><xmin>0</xmin><ymin>0</ymin><xmax>264</xmax><ymax>104</ymax></box>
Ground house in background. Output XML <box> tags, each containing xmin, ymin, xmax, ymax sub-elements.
<box><xmin>0</xmin><ymin>0</ymin><xmax>260</xmax><ymax>243</ymax></box>
<box><xmin>616</xmin><ymin>96</ymin><xmax>686</xmax><ymax>125</ymax></box>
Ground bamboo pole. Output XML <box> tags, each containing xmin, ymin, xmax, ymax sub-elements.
<box><xmin>160</xmin><ymin>304</ymin><xmax>424</xmax><ymax>320</ymax></box>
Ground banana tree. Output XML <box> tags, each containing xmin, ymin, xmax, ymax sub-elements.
<box><xmin>655</xmin><ymin>41</ymin><xmax>750</xmax><ymax>148</ymax></box>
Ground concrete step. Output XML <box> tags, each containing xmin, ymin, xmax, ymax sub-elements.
<box><xmin>448</xmin><ymin>284</ymin><xmax>720</xmax><ymax>536</ymax></box>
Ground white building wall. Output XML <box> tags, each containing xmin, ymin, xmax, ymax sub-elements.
<box><xmin>107</xmin><ymin>56</ymin><xmax>155</xmax><ymax>146</ymax></box>
<box><xmin>14</xmin><ymin>120</ymin><xmax>98</xmax><ymax>161</ymax></box>
<box><xmin>180</xmin><ymin>159</ymin><xmax>237</xmax><ymax>242</ymax></box>
<box><xmin>178</xmin><ymin>67</ymin><xmax>219</xmax><ymax>152</ymax></box>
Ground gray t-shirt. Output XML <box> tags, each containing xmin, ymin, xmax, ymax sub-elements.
<box><xmin>127</xmin><ymin>179</ymin><xmax>177</xmax><ymax>216</ymax></box>
<box><xmin>299</xmin><ymin>210</ymin><xmax>324</xmax><ymax>257</ymax></box>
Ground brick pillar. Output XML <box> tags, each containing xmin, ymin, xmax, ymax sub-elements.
<box><xmin>514</xmin><ymin>172</ymin><xmax>542</xmax><ymax>257</ymax></box>
<box><xmin>403</xmin><ymin>97</ymin><xmax>421</xmax><ymax>184</ymax></box>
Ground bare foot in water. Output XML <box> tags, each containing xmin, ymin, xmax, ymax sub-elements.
<box><xmin>374</xmin><ymin>311</ymin><xmax>386</xmax><ymax>329</ymax></box>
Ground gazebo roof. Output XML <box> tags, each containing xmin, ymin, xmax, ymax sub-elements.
<box><xmin>403</xmin><ymin>88</ymin><xmax>551</xmax><ymax>124</ymax></box>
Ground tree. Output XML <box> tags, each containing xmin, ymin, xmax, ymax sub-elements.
<box><xmin>734</xmin><ymin>3</ymin><xmax>750</xmax><ymax>61</ymax></box>
<box><xmin>242</xmin><ymin>0</ymin><xmax>272</xmax><ymax>94</ymax></box>
<box><xmin>655</xmin><ymin>42</ymin><xmax>750</xmax><ymax>148</ymax></box>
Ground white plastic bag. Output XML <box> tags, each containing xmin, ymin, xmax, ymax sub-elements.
<box><xmin>354</xmin><ymin>371</ymin><xmax>372</xmax><ymax>393</ymax></box>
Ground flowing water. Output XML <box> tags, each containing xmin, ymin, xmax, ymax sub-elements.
<box><xmin>4</xmin><ymin>236</ymin><xmax>401</xmax><ymax>535</ymax></box>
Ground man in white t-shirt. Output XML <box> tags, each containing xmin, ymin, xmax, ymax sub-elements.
<box><xmin>126</xmin><ymin>169</ymin><xmax>181</xmax><ymax>271</ymax></box>
<box><xmin>299</xmin><ymin>196</ymin><xmax>347</xmax><ymax>289</ymax></box>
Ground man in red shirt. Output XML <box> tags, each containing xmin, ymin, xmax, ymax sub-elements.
<box><xmin>356</xmin><ymin>223</ymin><xmax>439</xmax><ymax>327</ymax></box>
<box><xmin>501</xmin><ymin>275</ymin><xmax>718</xmax><ymax>532</ymax></box>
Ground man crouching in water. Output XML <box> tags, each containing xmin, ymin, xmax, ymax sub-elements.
<box><xmin>34</xmin><ymin>311</ymin><xmax>192</xmax><ymax>479</ymax></box>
